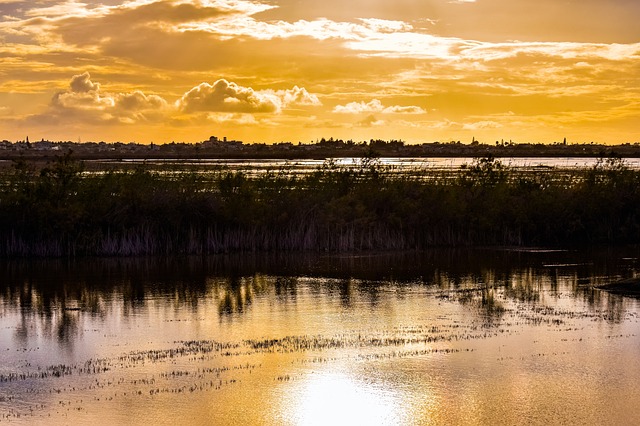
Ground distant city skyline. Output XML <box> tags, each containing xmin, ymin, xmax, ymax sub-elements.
<box><xmin>1</xmin><ymin>0</ymin><xmax>639</xmax><ymax>144</ymax></box>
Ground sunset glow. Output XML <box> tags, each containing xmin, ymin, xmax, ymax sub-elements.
<box><xmin>1</xmin><ymin>0</ymin><xmax>638</xmax><ymax>144</ymax></box>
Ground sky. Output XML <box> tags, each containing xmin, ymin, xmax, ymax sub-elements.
<box><xmin>0</xmin><ymin>0</ymin><xmax>639</xmax><ymax>144</ymax></box>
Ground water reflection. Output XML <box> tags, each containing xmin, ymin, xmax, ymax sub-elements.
<box><xmin>2</xmin><ymin>248</ymin><xmax>640</xmax><ymax>425</ymax></box>
<box><xmin>291</xmin><ymin>371</ymin><xmax>403</xmax><ymax>425</ymax></box>
<box><xmin>274</xmin><ymin>276</ymin><xmax>298</xmax><ymax>302</ymax></box>
<box><xmin>1</xmin><ymin>249</ymin><xmax>639</xmax><ymax>339</ymax></box>
<box><xmin>215</xmin><ymin>274</ymin><xmax>271</xmax><ymax>316</ymax></box>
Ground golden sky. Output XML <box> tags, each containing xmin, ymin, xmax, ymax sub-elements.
<box><xmin>0</xmin><ymin>0</ymin><xmax>639</xmax><ymax>144</ymax></box>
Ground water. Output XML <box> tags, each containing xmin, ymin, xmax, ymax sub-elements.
<box><xmin>1</xmin><ymin>249</ymin><xmax>640</xmax><ymax>425</ymax></box>
<box><xmin>97</xmin><ymin>156</ymin><xmax>640</xmax><ymax>174</ymax></box>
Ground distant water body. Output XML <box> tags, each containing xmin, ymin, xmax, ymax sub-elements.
<box><xmin>110</xmin><ymin>156</ymin><xmax>640</xmax><ymax>172</ymax></box>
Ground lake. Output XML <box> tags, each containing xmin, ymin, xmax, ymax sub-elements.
<box><xmin>1</xmin><ymin>248</ymin><xmax>640</xmax><ymax>425</ymax></box>
<box><xmin>98</xmin><ymin>156</ymin><xmax>640</xmax><ymax>175</ymax></box>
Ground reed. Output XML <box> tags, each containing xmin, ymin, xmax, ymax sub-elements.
<box><xmin>1</xmin><ymin>153</ymin><xmax>639</xmax><ymax>256</ymax></box>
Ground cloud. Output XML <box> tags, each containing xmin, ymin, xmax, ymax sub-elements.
<box><xmin>115</xmin><ymin>91</ymin><xmax>169</xmax><ymax>113</ymax></box>
<box><xmin>206</xmin><ymin>112</ymin><xmax>260</xmax><ymax>125</ymax></box>
<box><xmin>4</xmin><ymin>0</ymin><xmax>463</xmax><ymax>64</ymax></box>
<box><xmin>1</xmin><ymin>0</ymin><xmax>639</xmax><ymax>143</ymax></box>
<box><xmin>462</xmin><ymin>120</ymin><xmax>503</xmax><ymax>130</ymax></box>
<box><xmin>10</xmin><ymin>71</ymin><xmax>320</xmax><ymax>131</ymax></box>
<box><xmin>356</xmin><ymin>114</ymin><xmax>386</xmax><ymax>127</ymax></box>
<box><xmin>1</xmin><ymin>0</ymin><xmax>271</xmax><ymax>55</ymax></box>
<box><xmin>68</xmin><ymin>71</ymin><xmax>99</xmax><ymax>92</ymax></box>
<box><xmin>183</xmin><ymin>15</ymin><xmax>413</xmax><ymax>41</ymax></box>
<box><xmin>429</xmin><ymin>119</ymin><xmax>464</xmax><ymax>130</ymax></box>
<box><xmin>15</xmin><ymin>71</ymin><xmax>321</xmax><ymax>131</ymax></box>
<box><xmin>177</xmin><ymin>79</ymin><xmax>320</xmax><ymax>113</ymax></box>
<box><xmin>5</xmin><ymin>0</ymin><xmax>639</xmax><ymax>76</ymax></box>
<box><xmin>177</xmin><ymin>79</ymin><xmax>278</xmax><ymax>113</ymax></box>
<box><xmin>38</xmin><ymin>71</ymin><xmax>170</xmax><ymax>124</ymax></box>
<box><xmin>459</xmin><ymin>41</ymin><xmax>640</xmax><ymax>62</ymax></box>
<box><xmin>22</xmin><ymin>0</ymin><xmax>103</xmax><ymax>19</ymax></box>
<box><xmin>333</xmin><ymin>99</ymin><xmax>425</xmax><ymax>114</ymax></box>
<box><xmin>20</xmin><ymin>0</ymin><xmax>262</xmax><ymax>20</ymax></box>
<box><xmin>268</xmin><ymin>86</ymin><xmax>322</xmax><ymax>108</ymax></box>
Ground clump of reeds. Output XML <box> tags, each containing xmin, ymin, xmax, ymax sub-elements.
<box><xmin>1</xmin><ymin>152</ymin><xmax>639</xmax><ymax>257</ymax></box>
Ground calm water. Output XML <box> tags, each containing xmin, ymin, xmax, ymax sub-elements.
<box><xmin>115</xmin><ymin>157</ymin><xmax>640</xmax><ymax>168</ymax></box>
<box><xmin>2</xmin><ymin>249</ymin><xmax>640</xmax><ymax>425</ymax></box>
<box><xmin>106</xmin><ymin>156</ymin><xmax>640</xmax><ymax>173</ymax></box>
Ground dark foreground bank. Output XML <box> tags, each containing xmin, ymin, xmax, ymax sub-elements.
<box><xmin>1</xmin><ymin>154</ymin><xmax>639</xmax><ymax>256</ymax></box>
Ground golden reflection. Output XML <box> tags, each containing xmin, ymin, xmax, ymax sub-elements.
<box><xmin>289</xmin><ymin>371</ymin><xmax>403</xmax><ymax>425</ymax></box>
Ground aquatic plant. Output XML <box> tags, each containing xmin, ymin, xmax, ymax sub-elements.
<box><xmin>1</xmin><ymin>154</ymin><xmax>639</xmax><ymax>256</ymax></box>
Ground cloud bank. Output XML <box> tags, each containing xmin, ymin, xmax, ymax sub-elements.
<box><xmin>21</xmin><ymin>71</ymin><xmax>321</xmax><ymax>127</ymax></box>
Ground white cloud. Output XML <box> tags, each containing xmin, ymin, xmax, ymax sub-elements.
<box><xmin>460</xmin><ymin>41</ymin><xmax>640</xmax><ymax>62</ymax></box>
<box><xmin>357</xmin><ymin>18</ymin><xmax>413</xmax><ymax>33</ymax></box>
<box><xmin>12</xmin><ymin>71</ymin><xmax>320</xmax><ymax>128</ymax></box>
<box><xmin>23</xmin><ymin>0</ymin><xmax>103</xmax><ymax>18</ymax></box>
<box><xmin>39</xmin><ymin>71</ymin><xmax>171</xmax><ymax>124</ymax></box>
<box><xmin>463</xmin><ymin>120</ymin><xmax>503</xmax><ymax>130</ymax></box>
<box><xmin>178</xmin><ymin>79</ymin><xmax>279</xmax><ymax>113</ymax></box>
<box><xmin>177</xmin><ymin>79</ymin><xmax>321</xmax><ymax>113</ymax></box>
<box><xmin>264</xmin><ymin>86</ymin><xmax>322</xmax><ymax>108</ymax></box>
<box><xmin>333</xmin><ymin>99</ymin><xmax>425</xmax><ymax>114</ymax></box>
<box><xmin>383</xmin><ymin>104</ymin><xmax>427</xmax><ymax>114</ymax></box>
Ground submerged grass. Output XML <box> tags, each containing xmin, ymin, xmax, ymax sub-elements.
<box><xmin>1</xmin><ymin>152</ymin><xmax>639</xmax><ymax>256</ymax></box>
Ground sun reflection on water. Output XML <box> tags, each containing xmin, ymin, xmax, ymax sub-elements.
<box><xmin>289</xmin><ymin>370</ymin><xmax>404</xmax><ymax>426</ymax></box>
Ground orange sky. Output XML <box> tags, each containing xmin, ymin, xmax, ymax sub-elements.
<box><xmin>0</xmin><ymin>0</ymin><xmax>639</xmax><ymax>144</ymax></box>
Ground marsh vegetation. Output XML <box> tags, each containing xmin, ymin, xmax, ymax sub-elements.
<box><xmin>1</xmin><ymin>153</ymin><xmax>639</xmax><ymax>256</ymax></box>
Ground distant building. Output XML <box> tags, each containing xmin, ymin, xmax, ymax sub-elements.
<box><xmin>33</xmin><ymin>141</ymin><xmax>54</xmax><ymax>151</ymax></box>
<box><xmin>203</xmin><ymin>136</ymin><xmax>243</xmax><ymax>149</ymax></box>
